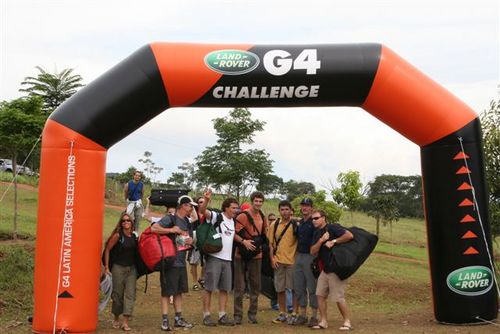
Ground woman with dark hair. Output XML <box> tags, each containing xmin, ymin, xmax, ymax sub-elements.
<box><xmin>103</xmin><ymin>212</ymin><xmax>138</xmax><ymax>331</ymax></box>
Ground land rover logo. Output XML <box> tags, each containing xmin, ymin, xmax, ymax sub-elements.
<box><xmin>446</xmin><ymin>266</ymin><xmax>493</xmax><ymax>296</ymax></box>
<box><xmin>204</xmin><ymin>50</ymin><xmax>260</xmax><ymax>75</ymax></box>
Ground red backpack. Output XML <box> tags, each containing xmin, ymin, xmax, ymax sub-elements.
<box><xmin>138</xmin><ymin>224</ymin><xmax>176</xmax><ymax>272</ymax></box>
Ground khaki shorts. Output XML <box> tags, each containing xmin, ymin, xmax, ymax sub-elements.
<box><xmin>274</xmin><ymin>263</ymin><xmax>294</xmax><ymax>292</ymax></box>
<box><xmin>315</xmin><ymin>271</ymin><xmax>347</xmax><ymax>302</ymax></box>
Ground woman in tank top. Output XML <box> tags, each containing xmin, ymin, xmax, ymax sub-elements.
<box><xmin>103</xmin><ymin>212</ymin><xmax>137</xmax><ymax>331</ymax></box>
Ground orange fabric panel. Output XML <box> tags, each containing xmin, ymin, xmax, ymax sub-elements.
<box><xmin>33</xmin><ymin>119</ymin><xmax>107</xmax><ymax>333</ymax></box>
<box><xmin>150</xmin><ymin>42</ymin><xmax>252</xmax><ymax>107</ymax></box>
<box><xmin>362</xmin><ymin>46</ymin><xmax>477</xmax><ymax>146</ymax></box>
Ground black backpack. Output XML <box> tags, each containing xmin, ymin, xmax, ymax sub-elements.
<box><xmin>325</xmin><ymin>226</ymin><xmax>378</xmax><ymax>280</ymax></box>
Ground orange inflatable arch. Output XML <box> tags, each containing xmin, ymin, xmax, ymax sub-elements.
<box><xmin>33</xmin><ymin>43</ymin><xmax>497</xmax><ymax>333</ymax></box>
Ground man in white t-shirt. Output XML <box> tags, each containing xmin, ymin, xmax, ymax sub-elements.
<box><xmin>198</xmin><ymin>189</ymin><xmax>238</xmax><ymax>327</ymax></box>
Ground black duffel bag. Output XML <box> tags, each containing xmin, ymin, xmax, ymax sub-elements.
<box><xmin>150</xmin><ymin>189</ymin><xmax>189</xmax><ymax>207</ymax></box>
<box><xmin>325</xmin><ymin>226</ymin><xmax>378</xmax><ymax>280</ymax></box>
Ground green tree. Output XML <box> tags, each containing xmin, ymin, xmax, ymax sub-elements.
<box><xmin>138</xmin><ymin>151</ymin><xmax>163</xmax><ymax>185</ymax></box>
<box><xmin>195</xmin><ymin>108</ymin><xmax>274</xmax><ymax>202</ymax></box>
<box><xmin>111</xmin><ymin>166</ymin><xmax>139</xmax><ymax>184</ymax></box>
<box><xmin>281</xmin><ymin>179</ymin><xmax>316</xmax><ymax>201</ymax></box>
<box><xmin>292</xmin><ymin>191</ymin><xmax>342</xmax><ymax>223</ymax></box>
<box><xmin>0</xmin><ymin>97</ymin><xmax>45</xmax><ymax>239</ymax></box>
<box><xmin>256</xmin><ymin>174</ymin><xmax>283</xmax><ymax>198</ymax></box>
<box><xmin>19</xmin><ymin>66</ymin><xmax>84</xmax><ymax>113</ymax></box>
<box><xmin>366</xmin><ymin>195</ymin><xmax>400</xmax><ymax>238</ymax></box>
<box><xmin>331</xmin><ymin>170</ymin><xmax>363</xmax><ymax>223</ymax></box>
<box><xmin>481</xmin><ymin>99</ymin><xmax>500</xmax><ymax>237</ymax></box>
<box><xmin>361</xmin><ymin>174</ymin><xmax>423</xmax><ymax>218</ymax></box>
<box><xmin>168</xmin><ymin>162</ymin><xmax>199</xmax><ymax>190</ymax></box>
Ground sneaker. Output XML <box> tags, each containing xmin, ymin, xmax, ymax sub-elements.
<box><xmin>272</xmin><ymin>313</ymin><xmax>287</xmax><ymax>324</ymax></box>
<box><xmin>218</xmin><ymin>314</ymin><xmax>235</xmax><ymax>326</ymax></box>
<box><xmin>287</xmin><ymin>313</ymin><xmax>297</xmax><ymax>325</ymax></box>
<box><xmin>192</xmin><ymin>283</ymin><xmax>200</xmax><ymax>291</ymax></box>
<box><xmin>198</xmin><ymin>279</ymin><xmax>205</xmax><ymax>289</ymax></box>
<box><xmin>203</xmin><ymin>315</ymin><xmax>216</xmax><ymax>327</ymax></box>
<box><xmin>293</xmin><ymin>314</ymin><xmax>308</xmax><ymax>326</ymax></box>
<box><xmin>161</xmin><ymin>319</ymin><xmax>172</xmax><ymax>331</ymax></box>
<box><xmin>308</xmin><ymin>317</ymin><xmax>319</xmax><ymax>328</ymax></box>
<box><xmin>234</xmin><ymin>316</ymin><xmax>242</xmax><ymax>325</ymax></box>
<box><xmin>248</xmin><ymin>314</ymin><xmax>258</xmax><ymax>324</ymax></box>
<box><xmin>175</xmin><ymin>317</ymin><xmax>194</xmax><ymax>329</ymax></box>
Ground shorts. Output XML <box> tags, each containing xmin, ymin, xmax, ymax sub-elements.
<box><xmin>188</xmin><ymin>248</ymin><xmax>201</xmax><ymax>265</ymax></box>
<box><xmin>204</xmin><ymin>256</ymin><xmax>232</xmax><ymax>292</ymax></box>
<box><xmin>315</xmin><ymin>271</ymin><xmax>347</xmax><ymax>303</ymax></box>
<box><xmin>160</xmin><ymin>266</ymin><xmax>188</xmax><ymax>297</ymax></box>
<box><xmin>274</xmin><ymin>263</ymin><xmax>294</xmax><ymax>292</ymax></box>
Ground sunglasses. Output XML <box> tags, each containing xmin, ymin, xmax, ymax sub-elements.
<box><xmin>269</xmin><ymin>218</ymin><xmax>276</xmax><ymax>222</ymax></box>
<box><xmin>311</xmin><ymin>216</ymin><xmax>322</xmax><ymax>221</ymax></box>
<box><xmin>121</xmin><ymin>218</ymin><xmax>131</xmax><ymax>222</ymax></box>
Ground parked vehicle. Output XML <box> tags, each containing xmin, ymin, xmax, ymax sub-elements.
<box><xmin>0</xmin><ymin>158</ymin><xmax>36</xmax><ymax>176</ymax></box>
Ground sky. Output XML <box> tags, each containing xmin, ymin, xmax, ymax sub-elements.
<box><xmin>0</xmin><ymin>0</ymin><xmax>498</xmax><ymax>190</ymax></box>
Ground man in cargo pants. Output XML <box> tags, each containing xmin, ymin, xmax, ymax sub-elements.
<box><xmin>124</xmin><ymin>170</ymin><xmax>144</xmax><ymax>231</ymax></box>
<box><xmin>291</xmin><ymin>197</ymin><xmax>318</xmax><ymax>327</ymax></box>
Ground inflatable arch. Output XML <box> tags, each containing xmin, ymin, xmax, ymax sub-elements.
<box><xmin>33</xmin><ymin>43</ymin><xmax>497</xmax><ymax>333</ymax></box>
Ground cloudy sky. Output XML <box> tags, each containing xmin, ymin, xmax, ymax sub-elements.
<box><xmin>1</xmin><ymin>0</ymin><xmax>498</xmax><ymax>189</ymax></box>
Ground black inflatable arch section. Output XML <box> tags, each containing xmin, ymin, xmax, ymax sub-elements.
<box><xmin>33</xmin><ymin>43</ymin><xmax>497</xmax><ymax>333</ymax></box>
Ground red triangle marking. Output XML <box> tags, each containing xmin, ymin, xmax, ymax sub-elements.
<box><xmin>460</xmin><ymin>214</ymin><xmax>476</xmax><ymax>223</ymax></box>
<box><xmin>461</xmin><ymin>231</ymin><xmax>478</xmax><ymax>239</ymax></box>
<box><xmin>456</xmin><ymin>166</ymin><xmax>471</xmax><ymax>174</ymax></box>
<box><xmin>463</xmin><ymin>246</ymin><xmax>479</xmax><ymax>255</ymax></box>
<box><xmin>459</xmin><ymin>198</ymin><xmax>474</xmax><ymax>207</ymax></box>
<box><xmin>454</xmin><ymin>152</ymin><xmax>470</xmax><ymax>160</ymax></box>
<box><xmin>457</xmin><ymin>182</ymin><xmax>473</xmax><ymax>191</ymax></box>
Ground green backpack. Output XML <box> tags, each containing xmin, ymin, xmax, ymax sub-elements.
<box><xmin>196</xmin><ymin>212</ymin><xmax>223</xmax><ymax>254</ymax></box>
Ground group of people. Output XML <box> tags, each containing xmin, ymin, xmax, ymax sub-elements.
<box><xmin>103</xmin><ymin>170</ymin><xmax>355</xmax><ymax>331</ymax></box>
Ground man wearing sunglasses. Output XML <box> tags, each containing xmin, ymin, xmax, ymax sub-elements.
<box><xmin>310</xmin><ymin>210</ymin><xmax>354</xmax><ymax>331</ymax></box>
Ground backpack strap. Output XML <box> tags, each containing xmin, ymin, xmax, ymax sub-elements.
<box><xmin>212</xmin><ymin>212</ymin><xmax>223</xmax><ymax>233</ymax></box>
<box><xmin>239</xmin><ymin>210</ymin><xmax>265</xmax><ymax>235</ymax></box>
<box><xmin>272</xmin><ymin>219</ymin><xmax>293</xmax><ymax>255</ymax></box>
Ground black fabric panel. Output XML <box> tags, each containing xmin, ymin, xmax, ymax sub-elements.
<box><xmin>50</xmin><ymin>45</ymin><xmax>169</xmax><ymax>148</ymax></box>
<box><xmin>421</xmin><ymin>118</ymin><xmax>498</xmax><ymax>323</ymax></box>
<box><xmin>193</xmin><ymin>44</ymin><xmax>381</xmax><ymax>107</ymax></box>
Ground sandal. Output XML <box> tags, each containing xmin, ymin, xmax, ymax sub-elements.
<box><xmin>339</xmin><ymin>324</ymin><xmax>353</xmax><ymax>331</ymax></box>
<box><xmin>122</xmin><ymin>324</ymin><xmax>132</xmax><ymax>331</ymax></box>
<box><xmin>112</xmin><ymin>320</ymin><xmax>121</xmax><ymax>329</ymax></box>
<box><xmin>311</xmin><ymin>324</ymin><xmax>328</xmax><ymax>330</ymax></box>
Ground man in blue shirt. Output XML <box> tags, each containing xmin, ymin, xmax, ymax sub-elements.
<box><xmin>124</xmin><ymin>170</ymin><xmax>144</xmax><ymax>231</ymax></box>
<box><xmin>291</xmin><ymin>197</ymin><xmax>318</xmax><ymax>327</ymax></box>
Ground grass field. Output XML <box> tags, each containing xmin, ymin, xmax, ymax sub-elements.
<box><xmin>0</xmin><ymin>179</ymin><xmax>499</xmax><ymax>333</ymax></box>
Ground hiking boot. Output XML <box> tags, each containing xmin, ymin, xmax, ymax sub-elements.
<box><xmin>248</xmin><ymin>314</ymin><xmax>258</xmax><ymax>324</ymax></box>
<box><xmin>292</xmin><ymin>314</ymin><xmax>308</xmax><ymax>326</ymax></box>
<box><xmin>161</xmin><ymin>319</ymin><xmax>172</xmax><ymax>331</ymax></box>
<box><xmin>203</xmin><ymin>315</ymin><xmax>216</xmax><ymax>327</ymax></box>
<box><xmin>272</xmin><ymin>313</ymin><xmax>287</xmax><ymax>324</ymax></box>
<box><xmin>308</xmin><ymin>317</ymin><xmax>319</xmax><ymax>327</ymax></box>
<box><xmin>234</xmin><ymin>316</ymin><xmax>242</xmax><ymax>325</ymax></box>
<box><xmin>175</xmin><ymin>317</ymin><xmax>194</xmax><ymax>328</ymax></box>
<box><xmin>287</xmin><ymin>313</ymin><xmax>297</xmax><ymax>325</ymax></box>
<box><xmin>218</xmin><ymin>314</ymin><xmax>235</xmax><ymax>326</ymax></box>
